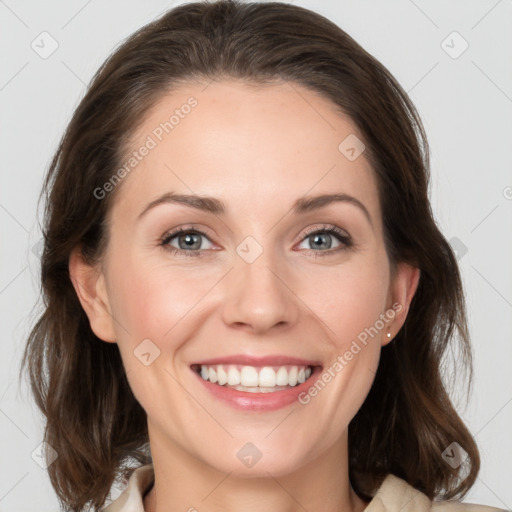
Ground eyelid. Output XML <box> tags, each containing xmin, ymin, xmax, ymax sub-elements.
<box><xmin>160</xmin><ymin>224</ymin><xmax>216</xmax><ymax>244</ymax></box>
<box><xmin>299</xmin><ymin>224</ymin><xmax>350</xmax><ymax>240</ymax></box>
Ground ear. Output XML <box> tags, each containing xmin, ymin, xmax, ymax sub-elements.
<box><xmin>68</xmin><ymin>247</ymin><xmax>117</xmax><ymax>343</ymax></box>
<box><xmin>383</xmin><ymin>262</ymin><xmax>420</xmax><ymax>346</ymax></box>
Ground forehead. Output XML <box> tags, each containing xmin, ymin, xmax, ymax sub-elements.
<box><xmin>114</xmin><ymin>79</ymin><xmax>381</xmax><ymax>227</ymax></box>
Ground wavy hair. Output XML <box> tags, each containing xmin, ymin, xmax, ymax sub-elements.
<box><xmin>20</xmin><ymin>1</ymin><xmax>479</xmax><ymax>509</ymax></box>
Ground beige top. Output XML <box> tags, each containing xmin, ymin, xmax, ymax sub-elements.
<box><xmin>101</xmin><ymin>464</ymin><xmax>506</xmax><ymax>512</ymax></box>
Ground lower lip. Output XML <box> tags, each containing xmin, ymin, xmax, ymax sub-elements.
<box><xmin>192</xmin><ymin>366</ymin><xmax>323</xmax><ymax>411</ymax></box>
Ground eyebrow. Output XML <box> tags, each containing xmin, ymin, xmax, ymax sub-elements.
<box><xmin>138</xmin><ymin>192</ymin><xmax>372</xmax><ymax>226</ymax></box>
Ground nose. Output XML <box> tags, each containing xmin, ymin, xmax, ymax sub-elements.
<box><xmin>221</xmin><ymin>248</ymin><xmax>300</xmax><ymax>335</ymax></box>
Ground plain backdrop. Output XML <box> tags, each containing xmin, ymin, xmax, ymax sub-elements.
<box><xmin>0</xmin><ymin>0</ymin><xmax>511</xmax><ymax>510</ymax></box>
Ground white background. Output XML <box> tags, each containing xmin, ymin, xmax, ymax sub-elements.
<box><xmin>0</xmin><ymin>0</ymin><xmax>511</xmax><ymax>510</ymax></box>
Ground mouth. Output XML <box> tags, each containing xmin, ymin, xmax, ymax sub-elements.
<box><xmin>189</xmin><ymin>356</ymin><xmax>323</xmax><ymax>411</ymax></box>
<box><xmin>191</xmin><ymin>363</ymin><xmax>318</xmax><ymax>393</ymax></box>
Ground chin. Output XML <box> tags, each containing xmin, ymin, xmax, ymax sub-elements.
<box><xmin>202</xmin><ymin>443</ymin><xmax>312</xmax><ymax>478</ymax></box>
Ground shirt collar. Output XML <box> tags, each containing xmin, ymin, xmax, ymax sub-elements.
<box><xmin>102</xmin><ymin>464</ymin><xmax>432</xmax><ymax>512</ymax></box>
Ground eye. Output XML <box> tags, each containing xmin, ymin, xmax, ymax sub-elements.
<box><xmin>159</xmin><ymin>224</ymin><xmax>353</xmax><ymax>258</ymax></box>
<box><xmin>296</xmin><ymin>225</ymin><xmax>352</xmax><ymax>256</ymax></box>
<box><xmin>160</xmin><ymin>227</ymin><xmax>215</xmax><ymax>257</ymax></box>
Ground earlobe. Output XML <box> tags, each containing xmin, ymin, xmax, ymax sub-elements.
<box><xmin>68</xmin><ymin>247</ymin><xmax>117</xmax><ymax>343</ymax></box>
<box><xmin>384</xmin><ymin>262</ymin><xmax>421</xmax><ymax>344</ymax></box>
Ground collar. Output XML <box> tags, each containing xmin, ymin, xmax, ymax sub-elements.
<box><xmin>102</xmin><ymin>465</ymin><xmax>433</xmax><ymax>512</ymax></box>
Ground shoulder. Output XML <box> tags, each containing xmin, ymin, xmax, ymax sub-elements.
<box><xmin>101</xmin><ymin>464</ymin><xmax>155</xmax><ymax>512</ymax></box>
<box><xmin>365</xmin><ymin>474</ymin><xmax>507</xmax><ymax>512</ymax></box>
<box><xmin>431</xmin><ymin>502</ymin><xmax>508</xmax><ymax>512</ymax></box>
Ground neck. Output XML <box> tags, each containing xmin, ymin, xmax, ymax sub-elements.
<box><xmin>143</xmin><ymin>426</ymin><xmax>369</xmax><ymax>512</ymax></box>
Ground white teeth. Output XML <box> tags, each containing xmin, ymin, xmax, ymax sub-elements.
<box><xmin>217</xmin><ymin>365</ymin><xmax>227</xmax><ymax>386</ymax></box>
<box><xmin>198</xmin><ymin>363</ymin><xmax>314</xmax><ymax>390</ymax></box>
<box><xmin>208</xmin><ymin>367</ymin><xmax>217</xmax><ymax>384</ymax></box>
<box><xmin>276</xmin><ymin>366</ymin><xmax>289</xmax><ymax>386</ymax></box>
<box><xmin>240</xmin><ymin>366</ymin><xmax>259</xmax><ymax>387</ymax></box>
<box><xmin>258</xmin><ymin>367</ymin><xmax>276</xmax><ymax>387</ymax></box>
<box><xmin>227</xmin><ymin>366</ymin><xmax>240</xmax><ymax>386</ymax></box>
<box><xmin>288</xmin><ymin>366</ymin><xmax>298</xmax><ymax>386</ymax></box>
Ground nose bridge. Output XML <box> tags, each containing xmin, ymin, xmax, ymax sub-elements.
<box><xmin>221</xmin><ymin>235</ymin><xmax>299</xmax><ymax>333</ymax></box>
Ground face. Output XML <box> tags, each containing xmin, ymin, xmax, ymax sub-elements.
<box><xmin>73</xmin><ymin>79</ymin><xmax>416</xmax><ymax>478</ymax></box>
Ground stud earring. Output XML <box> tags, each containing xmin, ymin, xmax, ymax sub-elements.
<box><xmin>386</xmin><ymin>332</ymin><xmax>391</xmax><ymax>338</ymax></box>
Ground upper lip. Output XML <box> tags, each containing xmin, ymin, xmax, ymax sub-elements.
<box><xmin>191</xmin><ymin>354</ymin><xmax>322</xmax><ymax>367</ymax></box>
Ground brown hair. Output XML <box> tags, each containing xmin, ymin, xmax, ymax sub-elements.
<box><xmin>20</xmin><ymin>0</ymin><xmax>479</xmax><ymax>509</ymax></box>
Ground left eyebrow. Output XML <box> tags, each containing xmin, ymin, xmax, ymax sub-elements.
<box><xmin>137</xmin><ymin>191</ymin><xmax>372</xmax><ymax>227</ymax></box>
<box><xmin>292</xmin><ymin>193</ymin><xmax>372</xmax><ymax>227</ymax></box>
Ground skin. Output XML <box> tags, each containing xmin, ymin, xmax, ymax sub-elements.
<box><xmin>70</xmin><ymin>79</ymin><xmax>420</xmax><ymax>512</ymax></box>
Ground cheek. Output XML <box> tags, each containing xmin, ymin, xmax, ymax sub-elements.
<box><xmin>106</xmin><ymin>251</ymin><xmax>217</xmax><ymax>346</ymax></box>
<box><xmin>302</xmin><ymin>254</ymin><xmax>389</xmax><ymax>346</ymax></box>
<box><xmin>104</xmin><ymin>254</ymin><xmax>216</xmax><ymax>406</ymax></box>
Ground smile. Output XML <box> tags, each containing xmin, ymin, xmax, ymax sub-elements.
<box><xmin>193</xmin><ymin>364</ymin><xmax>314</xmax><ymax>393</ymax></box>
<box><xmin>190</xmin><ymin>358</ymin><xmax>323</xmax><ymax>411</ymax></box>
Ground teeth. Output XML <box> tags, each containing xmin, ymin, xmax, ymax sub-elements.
<box><xmin>288</xmin><ymin>366</ymin><xmax>298</xmax><ymax>386</ymax></box>
<box><xmin>258</xmin><ymin>367</ymin><xmax>276</xmax><ymax>387</ymax></box>
<box><xmin>217</xmin><ymin>366</ymin><xmax>228</xmax><ymax>385</ymax></box>
<box><xmin>240</xmin><ymin>366</ymin><xmax>259</xmax><ymax>387</ymax></box>
<box><xmin>276</xmin><ymin>366</ymin><xmax>289</xmax><ymax>386</ymax></box>
<box><xmin>197</xmin><ymin>364</ymin><xmax>314</xmax><ymax>390</ymax></box>
<box><xmin>208</xmin><ymin>367</ymin><xmax>218</xmax><ymax>384</ymax></box>
<box><xmin>227</xmin><ymin>366</ymin><xmax>240</xmax><ymax>386</ymax></box>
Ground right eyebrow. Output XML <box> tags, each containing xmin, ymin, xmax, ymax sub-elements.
<box><xmin>138</xmin><ymin>192</ymin><xmax>226</xmax><ymax>220</ymax></box>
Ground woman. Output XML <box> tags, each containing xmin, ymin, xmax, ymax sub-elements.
<box><xmin>20</xmin><ymin>1</ymin><xmax>506</xmax><ymax>511</ymax></box>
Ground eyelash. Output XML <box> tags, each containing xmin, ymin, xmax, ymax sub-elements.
<box><xmin>159</xmin><ymin>224</ymin><xmax>353</xmax><ymax>258</ymax></box>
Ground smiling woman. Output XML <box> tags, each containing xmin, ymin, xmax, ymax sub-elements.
<box><xmin>19</xmin><ymin>1</ymin><xmax>505</xmax><ymax>512</ymax></box>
